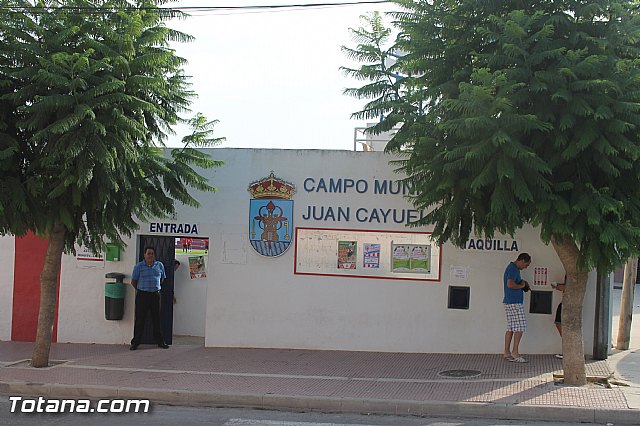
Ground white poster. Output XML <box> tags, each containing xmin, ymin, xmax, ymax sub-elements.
<box><xmin>450</xmin><ymin>266</ymin><xmax>469</xmax><ymax>281</ymax></box>
<box><xmin>533</xmin><ymin>267</ymin><xmax>548</xmax><ymax>286</ymax></box>
<box><xmin>75</xmin><ymin>245</ymin><xmax>104</xmax><ymax>269</ymax></box>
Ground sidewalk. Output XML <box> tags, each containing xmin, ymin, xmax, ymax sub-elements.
<box><xmin>0</xmin><ymin>341</ymin><xmax>638</xmax><ymax>424</ymax></box>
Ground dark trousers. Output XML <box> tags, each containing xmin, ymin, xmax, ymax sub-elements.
<box><xmin>131</xmin><ymin>290</ymin><xmax>164</xmax><ymax>345</ymax></box>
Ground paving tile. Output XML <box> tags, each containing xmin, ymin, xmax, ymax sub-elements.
<box><xmin>0</xmin><ymin>341</ymin><xmax>635</xmax><ymax>419</ymax></box>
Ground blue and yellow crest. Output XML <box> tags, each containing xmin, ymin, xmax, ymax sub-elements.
<box><xmin>248</xmin><ymin>172</ymin><xmax>295</xmax><ymax>257</ymax></box>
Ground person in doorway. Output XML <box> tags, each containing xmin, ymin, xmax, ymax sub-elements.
<box><xmin>129</xmin><ymin>246</ymin><xmax>170</xmax><ymax>350</ymax></box>
<box><xmin>181</xmin><ymin>238</ymin><xmax>188</xmax><ymax>253</ymax></box>
<box><xmin>503</xmin><ymin>252</ymin><xmax>531</xmax><ymax>363</ymax></box>
<box><xmin>173</xmin><ymin>259</ymin><xmax>181</xmax><ymax>305</ymax></box>
<box><xmin>551</xmin><ymin>275</ymin><xmax>567</xmax><ymax>359</ymax></box>
<box><xmin>186</xmin><ymin>238</ymin><xmax>193</xmax><ymax>253</ymax></box>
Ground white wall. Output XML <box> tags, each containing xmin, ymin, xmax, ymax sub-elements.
<box><xmin>173</xmin><ymin>253</ymin><xmax>207</xmax><ymax>337</ymax></box>
<box><xmin>56</xmin><ymin>235</ymin><xmax>136</xmax><ymax>344</ymax></box>
<box><xmin>53</xmin><ymin>148</ymin><xmax>598</xmax><ymax>354</ymax></box>
<box><xmin>0</xmin><ymin>235</ymin><xmax>15</xmax><ymax>341</ymax></box>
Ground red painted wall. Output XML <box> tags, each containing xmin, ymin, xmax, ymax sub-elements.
<box><xmin>11</xmin><ymin>232</ymin><xmax>60</xmax><ymax>342</ymax></box>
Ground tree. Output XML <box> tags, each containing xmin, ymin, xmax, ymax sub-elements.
<box><xmin>343</xmin><ymin>1</ymin><xmax>640</xmax><ymax>385</ymax></box>
<box><xmin>0</xmin><ymin>0</ymin><xmax>223</xmax><ymax>367</ymax></box>
<box><xmin>616</xmin><ymin>257</ymin><xmax>637</xmax><ymax>350</ymax></box>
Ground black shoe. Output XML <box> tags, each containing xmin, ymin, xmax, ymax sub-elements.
<box><xmin>129</xmin><ymin>343</ymin><xmax>139</xmax><ymax>351</ymax></box>
<box><xmin>158</xmin><ymin>343</ymin><xmax>169</xmax><ymax>349</ymax></box>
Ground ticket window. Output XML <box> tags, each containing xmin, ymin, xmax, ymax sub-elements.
<box><xmin>448</xmin><ymin>286</ymin><xmax>470</xmax><ymax>310</ymax></box>
<box><xmin>530</xmin><ymin>291</ymin><xmax>553</xmax><ymax>314</ymax></box>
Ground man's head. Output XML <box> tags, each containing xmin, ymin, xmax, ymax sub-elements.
<box><xmin>143</xmin><ymin>246</ymin><xmax>156</xmax><ymax>265</ymax></box>
<box><xmin>515</xmin><ymin>252</ymin><xmax>531</xmax><ymax>270</ymax></box>
<box><xmin>174</xmin><ymin>259</ymin><xmax>181</xmax><ymax>270</ymax></box>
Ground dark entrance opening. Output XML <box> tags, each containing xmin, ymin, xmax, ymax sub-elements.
<box><xmin>138</xmin><ymin>235</ymin><xmax>175</xmax><ymax>345</ymax></box>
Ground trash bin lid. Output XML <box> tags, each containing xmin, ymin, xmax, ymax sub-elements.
<box><xmin>105</xmin><ymin>272</ymin><xmax>126</xmax><ymax>280</ymax></box>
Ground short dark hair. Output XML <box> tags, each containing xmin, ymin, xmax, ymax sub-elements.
<box><xmin>174</xmin><ymin>259</ymin><xmax>181</xmax><ymax>266</ymax></box>
<box><xmin>143</xmin><ymin>246</ymin><xmax>156</xmax><ymax>255</ymax></box>
<box><xmin>517</xmin><ymin>252</ymin><xmax>531</xmax><ymax>262</ymax></box>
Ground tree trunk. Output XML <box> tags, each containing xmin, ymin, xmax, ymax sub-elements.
<box><xmin>616</xmin><ymin>257</ymin><xmax>637</xmax><ymax>350</ymax></box>
<box><xmin>551</xmin><ymin>236</ymin><xmax>588</xmax><ymax>386</ymax></box>
<box><xmin>31</xmin><ymin>223</ymin><xmax>66</xmax><ymax>368</ymax></box>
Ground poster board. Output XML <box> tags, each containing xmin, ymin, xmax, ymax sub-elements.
<box><xmin>294</xmin><ymin>227</ymin><xmax>441</xmax><ymax>281</ymax></box>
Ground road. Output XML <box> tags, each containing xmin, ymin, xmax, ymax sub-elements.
<box><xmin>0</xmin><ymin>397</ymin><xmax>616</xmax><ymax>426</ymax></box>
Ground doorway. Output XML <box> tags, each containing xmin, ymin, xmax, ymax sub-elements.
<box><xmin>173</xmin><ymin>236</ymin><xmax>209</xmax><ymax>344</ymax></box>
<box><xmin>138</xmin><ymin>235</ymin><xmax>175</xmax><ymax>345</ymax></box>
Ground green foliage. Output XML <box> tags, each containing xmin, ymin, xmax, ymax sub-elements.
<box><xmin>344</xmin><ymin>0</ymin><xmax>640</xmax><ymax>271</ymax></box>
<box><xmin>0</xmin><ymin>0</ymin><xmax>224</xmax><ymax>253</ymax></box>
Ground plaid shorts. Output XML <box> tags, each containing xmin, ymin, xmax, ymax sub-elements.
<box><xmin>504</xmin><ymin>303</ymin><xmax>527</xmax><ymax>332</ymax></box>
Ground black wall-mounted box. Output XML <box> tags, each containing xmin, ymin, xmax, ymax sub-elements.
<box><xmin>530</xmin><ymin>290</ymin><xmax>553</xmax><ymax>314</ymax></box>
<box><xmin>448</xmin><ymin>286</ymin><xmax>470</xmax><ymax>310</ymax></box>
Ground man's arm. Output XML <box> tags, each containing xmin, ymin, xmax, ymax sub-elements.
<box><xmin>159</xmin><ymin>262</ymin><xmax>166</xmax><ymax>288</ymax></box>
<box><xmin>507</xmin><ymin>279</ymin><xmax>527</xmax><ymax>289</ymax></box>
<box><xmin>131</xmin><ymin>264</ymin><xmax>139</xmax><ymax>290</ymax></box>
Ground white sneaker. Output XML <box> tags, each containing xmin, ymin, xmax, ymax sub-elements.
<box><xmin>554</xmin><ymin>354</ymin><xmax>563</xmax><ymax>359</ymax></box>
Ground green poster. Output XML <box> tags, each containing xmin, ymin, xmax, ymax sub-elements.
<box><xmin>392</xmin><ymin>244</ymin><xmax>430</xmax><ymax>273</ymax></box>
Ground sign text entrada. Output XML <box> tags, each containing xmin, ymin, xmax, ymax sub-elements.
<box><xmin>302</xmin><ymin>177</ymin><xmax>423</xmax><ymax>225</ymax></box>
<box><xmin>149</xmin><ymin>222</ymin><xmax>199</xmax><ymax>235</ymax></box>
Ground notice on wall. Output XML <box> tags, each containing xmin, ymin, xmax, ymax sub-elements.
<box><xmin>363</xmin><ymin>243</ymin><xmax>381</xmax><ymax>269</ymax></box>
<box><xmin>75</xmin><ymin>245</ymin><xmax>104</xmax><ymax>269</ymax></box>
<box><xmin>337</xmin><ymin>241</ymin><xmax>357</xmax><ymax>269</ymax></box>
<box><xmin>391</xmin><ymin>244</ymin><xmax>431</xmax><ymax>273</ymax></box>
<box><xmin>188</xmin><ymin>256</ymin><xmax>207</xmax><ymax>279</ymax></box>
<box><xmin>450</xmin><ymin>265</ymin><xmax>469</xmax><ymax>281</ymax></box>
<box><xmin>533</xmin><ymin>267</ymin><xmax>548</xmax><ymax>286</ymax></box>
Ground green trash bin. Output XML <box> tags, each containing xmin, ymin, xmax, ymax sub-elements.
<box><xmin>105</xmin><ymin>273</ymin><xmax>126</xmax><ymax>320</ymax></box>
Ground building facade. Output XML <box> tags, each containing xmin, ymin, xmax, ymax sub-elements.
<box><xmin>0</xmin><ymin>148</ymin><xmax>603</xmax><ymax>355</ymax></box>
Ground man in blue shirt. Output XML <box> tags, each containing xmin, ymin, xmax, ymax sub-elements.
<box><xmin>129</xmin><ymin>246</ymin><xmax>169</xmax><ymax>350</ymax></box>
<box><xmin>503</xmin><ymin>252</ymin><xmax>531</xmax><ymax>363</ymax></box>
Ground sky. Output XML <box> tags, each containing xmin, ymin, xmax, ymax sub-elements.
<box><xmin>165</xmin><ymin>0</ymin><xmax>395</xmax><ymax>150</ymax></box>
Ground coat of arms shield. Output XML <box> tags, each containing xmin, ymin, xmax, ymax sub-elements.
<box><xmin>248</xmin><ymin>172</ymin><xmax>295</xmax><ymax>257</ymax></box>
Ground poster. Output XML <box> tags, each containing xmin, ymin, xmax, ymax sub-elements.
<box><xmin>337</xmin><ymin>241</ymin><xmax>357</xmax><ymax>269</ymax></box>
<box><xmin>75</xmin><ymin>244</ymin><xmax>104</xmax><ymax>269</ymax></box>
<box><xmin>188</xmin><ymin>256</ymin><xmax>206</xmax><ymax>279</ymax></box>
<box><xmin>409</xmin><ymin>245</ymin><xmax>430</xmax><ymax>272</ymax></box>
<box><xmin>391</xmin><ymin>245</ymin><xmax>410</xmax><ymax>271</ymax></box>
<box><xmin>175</xmin><ymin>237</ymin><xmax>210</xmax><ymax>255</ymax></box>
<box><xmin>533</xmin><ymin>267</ymin><xmax>548</xmax><ymax>286</ymax></box>
<box><xmin>363</xmin><ymin>243</ymin><xmax>380</xmax><ymax>268</ymax></box>
<box><xmin>391</xmin><ymin>244</ymin><xmax>431</xmax><ymax>273</ymax></box>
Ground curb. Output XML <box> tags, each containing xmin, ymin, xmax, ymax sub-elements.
<box><xmin>2</xmin><ymin>380</ymin><xmax>639</xmax><ymax>424</ymax></box>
